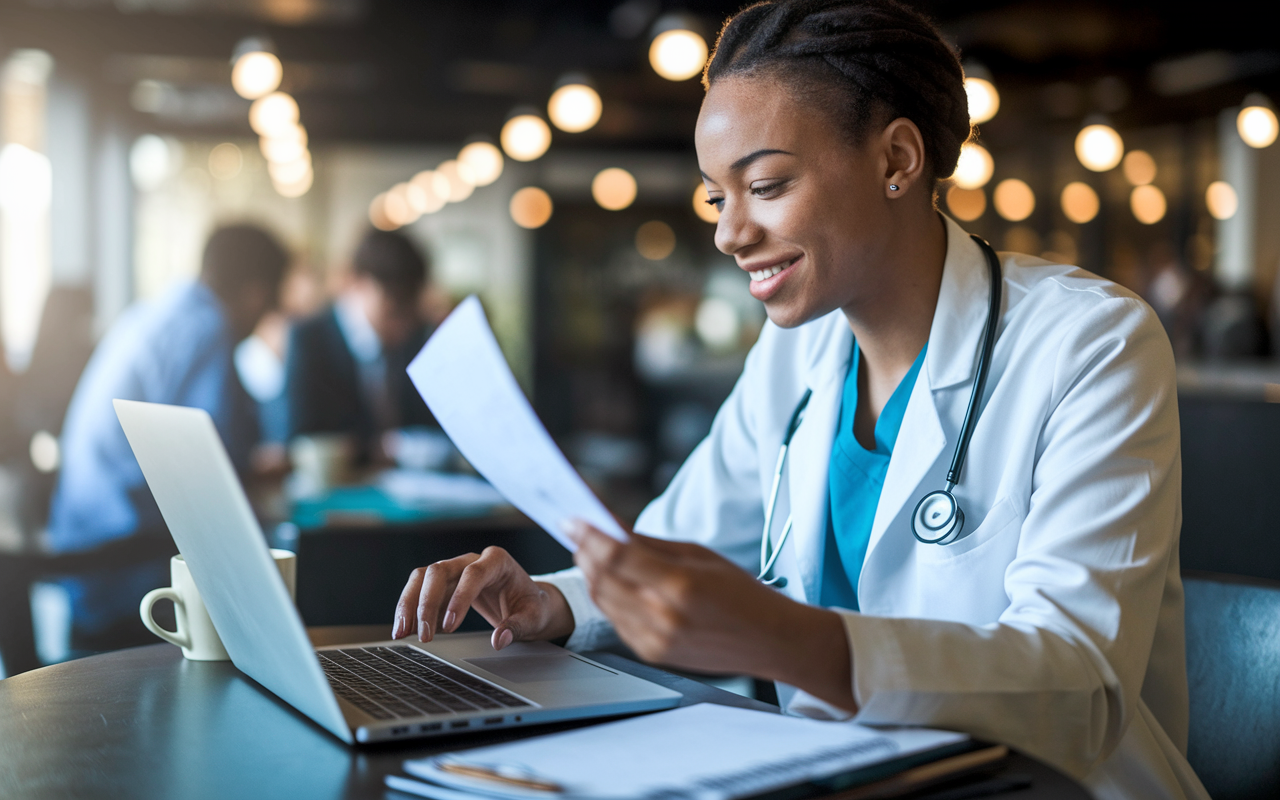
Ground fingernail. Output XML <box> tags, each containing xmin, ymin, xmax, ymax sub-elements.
<box><xmin>393</xmin><ymin>617</ymin><xmax>403</xmax><ymax>639</ymax></box>
<box><xmin>560</xmin><ymin>519</ymin><xmax>585</xmax><ymax>543</ymax></box>
<box><xmin>443</xmin><ymin>610</ymin><xmax>456</xmax><ymax>632</ymax></box>
<box><xmin>496</xmin><ymin>629</ymin><xmax>514</xmax><ymax>650</ymax></box>
<box><xmin>418</xmin><ymin>620</ymin><xmax>429</xmax><ymax>642</ymax></box>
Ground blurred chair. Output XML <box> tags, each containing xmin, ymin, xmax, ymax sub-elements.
<box><xmin>1178</xmin><ymin>394</ymin><xmax>1280</xmax><ymax>582</ymax></box>
<box><xmin>1183</xmin><ymin>571</ymin><xmax>1280</xmax><ymax>800</ymax></box>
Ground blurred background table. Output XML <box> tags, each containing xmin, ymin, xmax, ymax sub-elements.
<box><xmin>0</xmin><ymin>625</ymin><xmax>1090</xmax><ymax>800</ymax></box>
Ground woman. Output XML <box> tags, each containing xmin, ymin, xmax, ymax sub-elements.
<box><xmin>393</xmin><ymin>2</ymin><xmax>1207</xmax><ymax>797</ymax></box>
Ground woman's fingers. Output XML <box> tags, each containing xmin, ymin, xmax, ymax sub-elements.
<box><xmin>393</xmin><ymin>568</ymin><xmax>427</xmax><ymax>639</ymax></box>
<box><xmin>406</xmin><ymin>553</ymin><xmax>479</xmax><ymax>641</ymax></box>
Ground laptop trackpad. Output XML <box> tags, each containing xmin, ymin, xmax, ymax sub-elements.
<box><xmin>466</xmin><ymin>655</ymin><xmax>613</xmax><ymax>683</ymax></box>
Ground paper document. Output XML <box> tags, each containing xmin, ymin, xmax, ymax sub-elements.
<box><xmin>390</xmin><ymin>703</ymin><xmax>968</xmax><ymax>800</ymax></box>
<box><xmin>406</xmin><ymin>296</ymin><xmax>626</xmax><ymax>550</ymax></box>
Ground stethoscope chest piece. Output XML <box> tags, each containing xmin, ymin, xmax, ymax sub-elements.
<box><xmin>912</xmin><ymin>489</ymin><xmax>965</xmax><ymax>545</ymax></box>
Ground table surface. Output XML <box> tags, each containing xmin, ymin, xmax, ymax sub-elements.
<box><xmin>0</xmin><ymin>626</ymin><xmax>1089</xmax><ymax>800</ymax></box>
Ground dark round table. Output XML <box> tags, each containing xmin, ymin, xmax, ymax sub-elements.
<box><xmin>0</xmin><ymin>626</ymin><xmax>1090</xmax><ymax>799</ymax></box>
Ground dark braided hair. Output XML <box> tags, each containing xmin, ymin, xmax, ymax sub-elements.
<box><xmin>704</xmin><ymin>0</ymin><xmax>971</xmax><ymax>182</ymax></box>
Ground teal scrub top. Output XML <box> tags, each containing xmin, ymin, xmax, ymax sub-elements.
<box><xmin>819</xmin><ymin>342</ymin><xmax>927</xmax><ymax>610</ymax></box>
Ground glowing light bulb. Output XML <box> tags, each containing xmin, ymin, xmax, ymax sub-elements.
<box><xmin>382</xmin><ymin>185</ymin><xmax>418</xmax><ymax>227</ymax></box>
<box><xmin>548</xmin><ymin>84</ymin><xmax>603</xmax><ymax>133</ymax></box>
<box><xmin>458</xmin><ymin>141</ymin><xmax>504</xmax><ymax>186</ymax></box>
<box><xmin>273</xmin><ymin>167</ymin><xmax>312</xmax><ymax>198</ymax></box>
<box><xmin>945</xmin><ymin>186</ymin><xmax>986</xmax><ymax>221</ymax></box>
<box><xmin>1130</xmin><ymin>185</ymin><xmax>1166</xmax><ymax>224</ymax></box>
<box><xmin>268</xmin><ymin>152</ymin><xmax>311</xmax><ymax>185</ymax></box>
<box><xmin>1075</xmin><ymin>124</ymin><xmax>1124</xmax><ymax>172</ymax></box>
<box><xmin>592</xmin><ymin>167</ymin><xmax>637</xmax><ymax>210</ymax></box>
<box><xmin>1060</xmin><ymin>182</ymin><xmax>1099</xmax><ymax>224</ymax></box>
<box><xmin>501</xmin><ymin>114</ymin><xmax>552</xmax><ymax>162</ymax></box>
<box><xmin>249</xmin><ymin>92</ymin><xmax>299</xmax><ymax>138</ymax></box>
<box><xmin>510</xmin><ymin>187</ymin><xmax>553</xmax><ymax>229</ymax></box>
<box><xmin>952</xmin><ymin>142</ymin><xmax>994</xmax><ymax>189</ymax></box>
<box><xmin>993</xmin><ymin>178</ymin><xmax>1035</xmax><ymax>221</ymax></box>
<box><xmin>231</xmin><ymin>51</ymin><xmax>282</xmax><ymax>100</ymax></box>
<box><xmin>1237</xmin><ymin>105</ymin><xmax>1279</xmax><ymax>149</ymax></box>
<box><xmin>1122</xmin><ymin>150</ymin><xmax>1156</xmax><ymax>186</ymax></box>
<box><xmin>260</xmin><ymin>126</ymin><xmax>307</xmax><ymax>163</ymax></box>
<box><xmin>369</xmin><ymin>193</ymin><xmax>397</xmax><ymax>231</ymax></box>
<box><xmin>1206</xmin><ymin>181</ymin><xmax>1238</xmax><ymax>220</ymax></box>
<box><xmin>693</xmin><ymin>183</ymin><xmax>719</xmax><ymax>223</ymax></box>
<box><xmin>649</xmin><ymin>29</ymin><xmax>708</xmax><ymax>81</ymax></box>
<box><xmin>964</xmin><ymin>77</ymin><xmax>1000</xmax><ymax>124</ymax></box>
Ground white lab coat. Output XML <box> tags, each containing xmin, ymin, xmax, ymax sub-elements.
<box><xmin>539</xmin><ymin>216</ymin><xmax>1209</xmax><ymax>800</ymax></box>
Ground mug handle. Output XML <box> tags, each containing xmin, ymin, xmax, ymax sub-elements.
<box><xmin>140</xmin><ymin>588</ymin><xmax>191</xmax><ymax>650</ymax></box>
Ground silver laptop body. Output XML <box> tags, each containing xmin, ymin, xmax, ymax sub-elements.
<box><xmin>115</xmin><ymin>399</ymin><xmax>681</xmax><ymax>744</ymax></box>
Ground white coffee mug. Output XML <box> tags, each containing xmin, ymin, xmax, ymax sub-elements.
<box><xmin>140</xmin><ymin>549</ymin><xmax>297</xmax><ymax>661</ymax></box>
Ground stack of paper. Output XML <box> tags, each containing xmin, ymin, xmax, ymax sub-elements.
<box><xmin>385</xmin><ymin>704</ymin><xmax>969</xmax><ymax>800</ymax></box>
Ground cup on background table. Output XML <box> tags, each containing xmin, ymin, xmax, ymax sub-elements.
<box><xmin>139</xmin><ymin>549</ymin><xmax>296</xmax><ymax>661</ymax></box>
<box><xmin>289</xmin><ymin>433</ymin><xmax>355</xmax><ymax>496</ymax></box>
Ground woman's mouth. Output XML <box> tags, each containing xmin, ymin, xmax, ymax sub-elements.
<box><xmin>749</xmin><ymin>256</ymin><xmax>800</xmax><ymax>282</ymax></box>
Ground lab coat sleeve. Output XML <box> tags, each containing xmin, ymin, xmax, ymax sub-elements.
<box><xmin>840</xmin><ymin>296</ymin><xmax>1180</xmax><ymax>780</ymax></box>
<box><xmin>533</xmin><ymin>331</ymin><xmax>772</xmax><ymax>651</ymax></box>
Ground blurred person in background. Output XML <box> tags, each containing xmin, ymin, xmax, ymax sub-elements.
<box><xmin>284</xmin><ymin>229</ymin><xmax>435</xmax><ymax>464</ymax></box>
<box><xmin>47</xmin><ymin>224</ymin><xmax>288</xmax><ymax>653</ymax></box>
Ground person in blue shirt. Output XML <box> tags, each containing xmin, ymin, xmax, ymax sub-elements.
<box><xmin>48</xmin><ymin>224</ymin><xmax>289</xmax><ymax>653</ymax></box>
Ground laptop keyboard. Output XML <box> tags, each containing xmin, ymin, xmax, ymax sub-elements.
<box><xmin>318</xmin><ymin>645</ymin><xmax>533</xmax><ymax>721</ymax></box>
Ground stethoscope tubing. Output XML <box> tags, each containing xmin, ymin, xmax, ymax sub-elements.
<box><xmin>757</xmin><ymin>236</ymin><xmax>1003</xmax><ymax>584</ymax></box>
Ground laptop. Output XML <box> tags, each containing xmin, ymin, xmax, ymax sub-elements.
<box><xmin>114</xmin><ymin>399</ymin><xmax>681</xmax><ymax>744</ymax></box>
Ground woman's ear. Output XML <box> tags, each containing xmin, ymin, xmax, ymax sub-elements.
<box><xmin>880</xmin><ymin>118</ymin><xmax>928</xmax><ymax>199</ymax></box>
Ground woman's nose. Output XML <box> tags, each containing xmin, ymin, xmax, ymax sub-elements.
<box><xmin>713</xmin><ymin>198</ymin><xmax>761</xmax><ymax>256</ymax></box>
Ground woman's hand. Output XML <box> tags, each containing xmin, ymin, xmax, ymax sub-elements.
<box><xmin>567</xmin><ymin>520</ymin><xmax>857</xmax><ymax>712</ymax></box>
<box><xmin>392</xmin><ymin>547</ymin><xmax>575</xmax><ymax>651</ymax></box>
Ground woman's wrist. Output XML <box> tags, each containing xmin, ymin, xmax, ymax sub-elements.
<box><xmin>534</xmin><ymin>581</ymin><xmax>576</xmax><ymax>642</ymax></box>
<box><xmin>761</xmin><ymin>600</ymin><xmax>857</xmax><ymax>712</ymax></box>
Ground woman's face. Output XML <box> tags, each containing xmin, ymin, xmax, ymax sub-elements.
<box><xmin>695</xmin><ymin>75</ymin><xmax>900</xmax><ymax>329</ymax></box>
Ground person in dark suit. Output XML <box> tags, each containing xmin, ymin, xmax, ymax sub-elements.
<box><xmin>284</xmin><ymin>230</ymin><xmax>435</xmax><ymax>462</ymax></box>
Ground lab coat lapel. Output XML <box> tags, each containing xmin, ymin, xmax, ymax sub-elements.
<box><xmin>786</xmin><ymin>321</ymin><xmax>852</xmax><ymax>605</ymax></box>
<box><xmin>863</xmin><ymin>216</ymin><xmax>992</xmax><ymax>566</ymax></box>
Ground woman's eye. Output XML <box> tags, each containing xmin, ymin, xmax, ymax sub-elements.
<box><xmin>706</xmin><ymin>197</ymin><xmax>724</xmax><ymax>210</ymax></box>
<box><xmin>750</xmin><ymin>182</ymin><xmax>783</xmax><ymax>197</ymax></box>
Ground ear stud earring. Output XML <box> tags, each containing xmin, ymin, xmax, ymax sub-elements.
<box><xmin>889</xmin><ymin>184</ymin><xmax>900</xmax><ymax>191</ymax></box>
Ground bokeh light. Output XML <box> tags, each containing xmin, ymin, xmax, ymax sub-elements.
<box><xmin>458</xmin><ymin>141</ymin><xmax>504</xmax><ymax>186</ymax></box>
<box><xmin>952</xmin><ymin>142</ymin><xmax>994</xmax><ymax>189</ymax></box>
<box><xmin>649</xmin><ymin>29</ymin><xmax>708</xmax><ymax>81</ymax></box>
<box><xmin>1122</xmin><ymin>150</ymin><xmax>1157</xmax><ymax>186</ymax></box>
<box><xmin>436</xmin><ymin>159</ymin><xmax>476</xmax><ymax>203</ymax></box>
<box><xmin>636</xmin><ymin>221</ymin><xmax>676</xmax><ymax>260</ymax></box>
<box><xmin>268</xmin><ymin>153</ymin><xmax>310</xmax><ymax>185</ymax></box>
<box><xmin>592</xmin><ymin>167</ymin><xmax>637</xmax><ymax>210</ymax></box>
<box><xmin>1060</xmin><ymin>182</ymin><xmax>1100</xmax><ymax>224</ymax></box>
<box><xmin>548</xmin><ymin>83</ymin><xmax>603</xmax><ymax>133</ymax></box>
<box><xmin>1130</xmin><ymin>184</ymin><xmax>1166</xmax><ymax>224</ymax></box>
<box><xmin>964</xmin><ymin>77</ymin><xmax>1000</xmax><ymax>124</ymax></box>
<box><xmin>249</xmin><ymin>92</ymin><xmax>299</xmax><ymax>138</ymax></box>
<box><xmin>510</xmin><ymin>187</ymin><xmax>553</xmax><ymax>229</ymax></box>
<box><xmin>273</xmin><ymin>167</ymin><xmax>313</xmax><ymax>198</ymax></box>
<box><xmin>208</xmin><ymin>142</ymin><xmax>242</xmax><ymax>180</ymax></box>
<box><xmin>993</xmin><ymin>178</ymin><xmax>1035</xmax><ymax>221</ymax></box>
<box><xmin>692</xmin><ymin>183</ymin><xmax>719</xmax><ymax>223</ymax></box>
<box><xmin>260</xmin><ymin>125</ymin><xmax>307</xmax><ymax>163</ymax></box>
<box><xmin>383</xmin><ymin>185</ymin><xmax>418</xmax><ymax>227</ymax></box>
<box><xmin>500</xmin><ymin>114</ymin><xmax>552</xmax><ymax>162</ymax></box>
<box><xmin>231</xmin><ymin>51</ymin><xmax>282</xmax><ymax>100</ymax></box>
<box><xmin>369</xmin><ymin>193</ymin><xmax>396</xmax><ymax>231</ymax></box>
<box><xmin>1237</xmin><ymin>105</ymin><xmax>1279</xmax><ymax>149</ymax></box>
<box><xmin>695</xmin><ymin>297</ymin><xmax>740</xmax><ymax>350</ymax></box>
<box><xmin>945</xmin><ymin>186</ymin><xmax>986</xmax><ymax>221</ymax></box>
<box><xmin>411</xmin><ymin>170</ymin><xmax>449</xmax><ymax>213</ymax></box>
<box><xmin>1206</xmin><ymin>181</ymin><xmax>1238</xmax><ymax>220</ymax></box>
<box><xmin>1075</xmin><ymin>123</ymin><xmax>1124</xmax><ymax>172</ymax></box>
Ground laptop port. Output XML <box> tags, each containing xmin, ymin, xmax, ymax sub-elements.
<box><xmin>483</xmin><ymin>717</ymin><xmax>503</xmax><ymax>726</ymax></box>
<box><xmin>449</xmin><ymin>720</ymin><xmax>469</xmax><ymax>729</ymax></box>
<box><xmin>420</xmin><ymin>723</ymin><xmax>442</xmax><ymax>733</ymax></box>
<box><xmin>391</xmin><ymin>726</ymin><xmax>409</xmax><ymax>736</ymax></box>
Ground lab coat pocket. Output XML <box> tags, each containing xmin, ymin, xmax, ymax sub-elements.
<box><xmin>916</xmin><ymin>497</ymin><xmax>1021</xmax><ymax>563</ymax></box>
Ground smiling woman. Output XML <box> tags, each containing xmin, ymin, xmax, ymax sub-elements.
<box><xmin>392</xmin><ymin>3</ymin><xmax>1206</xmax><ymax>799</ymax></box>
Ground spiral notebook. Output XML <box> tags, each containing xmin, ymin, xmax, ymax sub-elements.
<box><xmin>385</xmin><ymin>703</ymin><xmax>974</xmax><ymax>800</ymax></box>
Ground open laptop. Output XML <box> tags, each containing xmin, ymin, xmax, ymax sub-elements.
<box><xmin>114</xmin><ymin>399</ymin><xmax>681</xmax><ymax>744</ymax></box>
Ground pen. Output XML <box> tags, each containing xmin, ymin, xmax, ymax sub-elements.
<box><xmin>436</xmin><ymin>760</ymin><xmax>565</xmax><ymax>793</ymax></box>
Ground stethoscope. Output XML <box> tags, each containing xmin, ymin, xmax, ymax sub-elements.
<box><xmin>757</xmin><ymin>234</ymin><xmax>1003</xmax><ymax>587</ymax></box>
